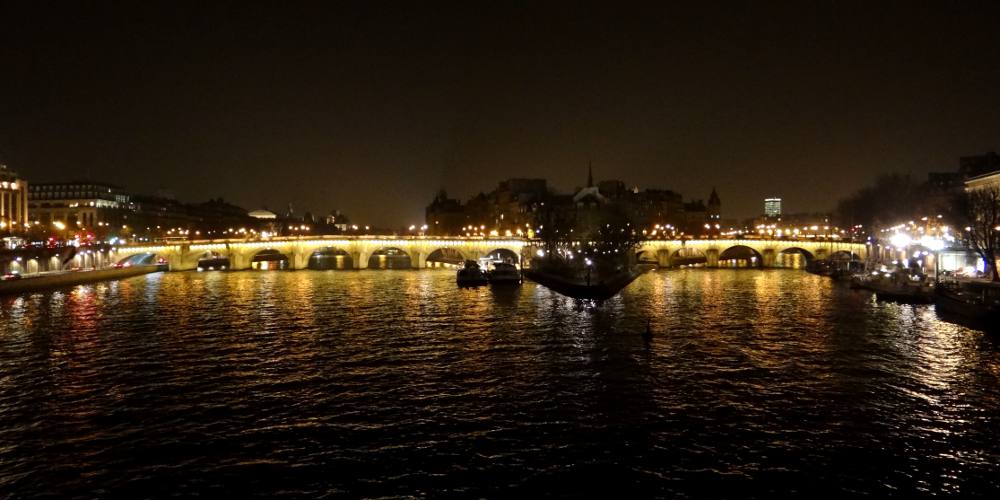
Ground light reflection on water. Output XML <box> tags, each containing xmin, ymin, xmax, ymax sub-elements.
<box><xmin>1</xmin><ymin>269</ymin><xmax>999</xmax><ymax>497</ymax></box>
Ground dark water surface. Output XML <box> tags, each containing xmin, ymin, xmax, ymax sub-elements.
<box><xmin>2</xmin><ymin>270</ymin><xmax>999</xmax><ymax>497</ymax></box>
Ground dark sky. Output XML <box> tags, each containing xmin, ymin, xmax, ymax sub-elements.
<box><xmin>2</xmin><ymin>2</ymin><xmax>999</xmax><ymax>226</ymax></box>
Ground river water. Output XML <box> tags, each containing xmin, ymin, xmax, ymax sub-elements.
<box><xmin>1</xmin><ymin>269</ymin><xmax>998</xmax><ymax>497</ymax></box>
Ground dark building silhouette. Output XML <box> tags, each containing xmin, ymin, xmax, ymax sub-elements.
<box><xmin>958</xmin><ymin>152</ymin><xmax>1000</xmax><ymax>179</ymax></box>
<box><xmin>708</xmin><ymin>188</ymin><xmax>721</xmax><ymax>221</ymax></box>
<box><xmin>426</xmin><ymin>190</ymin><xmax>470</xmax><ymax>236</ymax></box>
<box><xmin>426</xmin><ymin>170</ymin><xmax>722</xmax><ymax>238</ymax></box>
<box><xmin>929</xmin><ymin>151</ymin><xmax>1000</xmax><ymax>189</ymax></box>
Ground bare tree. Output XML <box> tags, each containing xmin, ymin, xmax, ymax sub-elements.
<box><xmin>959</xmin><ymin>186</ymin><xmax>1000</xmax><ymax>281</ymax></box>
<box><xmin>835</xmin><ymin>173</ymin><xmax>934</xmax><ymax>231</ymax></box>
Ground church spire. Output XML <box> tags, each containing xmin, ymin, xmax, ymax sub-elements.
<box><xmin>587</xmin><ymin>161</ymin><xmax>593</xmax><ymax>188</ymax></box>
<box><xmin>707</xmin><ymin>187</ymin><xmax>721</xmax><ymax>220</ymax></box>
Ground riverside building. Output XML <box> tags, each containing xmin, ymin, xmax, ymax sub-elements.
<box><xmin>1</xmin><ymin>163</ymin><xmax>29</xmax><ymax>235</ymax></box>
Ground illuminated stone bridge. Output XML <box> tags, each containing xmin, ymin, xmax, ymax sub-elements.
<box><xmin>112</xmin><ymin>236</ymin><xmax>868</xmax><ymax>271</ymax></box>
<box><xmin>113</xmin><ymin>236</ymin><xmax>528</xmax><ymax>271</ymax></box>
<box><xmin>636</xmin><ymin>238</ymin><xmax>868</xmax><ymax>268</ymax></box>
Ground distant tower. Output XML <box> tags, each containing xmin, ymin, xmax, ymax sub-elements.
<box><xmin>587</xmin><ymin>161</ymin><xmax>594</xmax><ymax>188</ymax></box>
<box><xmin>707</xmin><ymin>187</ymin><xmax>721</xmax><ymax>220</ymax></box>
<box><xmin>764</xmin><ymin>197</ymin><xmax>782</xmax><ymax>218</ymax></box>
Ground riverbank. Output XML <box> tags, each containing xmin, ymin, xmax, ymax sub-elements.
<box><xmin>0</xmin><ymin>266</ymin><xmax>161</xmax><ymax>295</ymax></box>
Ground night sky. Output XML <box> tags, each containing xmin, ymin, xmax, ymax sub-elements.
<box><xmin>2</xmin><ymin>2</ymin><xmax>999</xmax><ymax>227</ymax></box>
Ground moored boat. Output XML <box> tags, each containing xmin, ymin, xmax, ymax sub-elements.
<box><xmin>866</xmin><ymin>268</ymin><xmax>934</xmax><ymax>304</ymax></box>
<box><xmin>934</xmin><ymin>281</ymin><xmax>1000</xmax><ymax>324</ymax></box>
<box><xmin>487</xmin><ymin>261</ymin><xmax>521</xmax><ymax>285</ymax></box>
<box><xmin>872</xmin><ymin>281</ymin><xmax>934</xmax><ymax>304</ymax></box>
<box><xmin>806</xmin><ymin>259</ymin><xmax>835</xmax><ymax>277</ymax></box>
<box><xmin>456</xmin><ymin>260</ymin><xmax>489</xmax><ymax>287</ymax></box>
<box><xmin>197</xmin><ymin>256</ymin><xmax>231</xmax><ymax>271</ymax></box>
<box><xmin>850</xmin><ymin>273</ymin><xmax>877</xmax><ymax>291</ymax></box>
<box><xmin>869</xmin><ymin>273</ymin><xmax>934</xmax><ymax>303</ymax></box>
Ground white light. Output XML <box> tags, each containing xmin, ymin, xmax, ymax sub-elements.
<box><xmin>889</xmin><ymin>233</ymin><xmax>911</xmax><ymax>248</ymax></box>
<box><xmin>919</xmin><ymin>235</ymin><xmax>945</xmax><ymax>252</ymax></box>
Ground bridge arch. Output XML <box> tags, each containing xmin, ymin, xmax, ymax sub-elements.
<box><xmin>6</xmin><ymin>259</ymin><xmax>22</xmax><ymax>274</ymax></box>
<box><xmin>307</xmin><ymin>247</ymin><xmax>353</xmax><ymax>270</ymax></box>
<box><xmin>251</xmin><ymin>248</ymin><xmax>290</xmax><ymax>270</ymax></box>
<box><xmin>830</xmin><ymin>249</ymin><xmax>861</xmax><ymax>261</ymax></box>
<box><xmin>718</xmin><ymin>245</ymin><xmax>764</xmax><ymax>268</ymax></box>
<box><xmin>196</xmin><ymin>249</ymin><xmax>224</xmax><ymax>259</ymax></box>
<box><xmin>777</xmin><ymin>247</ymin><xmax>815</xmax><ymax>269</ymax></box>
<box><xmin>636</xmin><ymin>249</ymin><xmax>658</xmax><ymax>265</ymax></box>
<box><xmin>117</xmin><ymin>252</ymin><xmax>160</xmax><ymax>267</ymax></box>
<box><xmin>671</xmin><ymin>247</ymin><xmax>708</xmax><ymax>268</ymax></box>
<box><xmin>367</xmin><ymin>247</ymin><xmax>412</xmax><ymax>269</ymax></box>
<box><xmin>485</xmin><ymin>248</ymin><xmax>519</xmax><ymax>265</ymax></box>
<box><xmin>425</xmin><ymin>248</ymin><xmax>468</xmax><ymax>268</ymax></box>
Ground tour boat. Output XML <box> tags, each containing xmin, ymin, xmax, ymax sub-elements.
<box><xmin>456</xmin><ymin>260</ymin><xmax>489</xmax><ymax>287</ymax></box>
<box><xmin>487</xmin><ymin>262</ymin><xmax>521</xmax><ymax>285</ymax></box>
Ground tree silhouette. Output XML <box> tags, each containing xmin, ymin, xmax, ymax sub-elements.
<box><xmin>956</xmin><ymin>186</ymin><xmax>1000</xmax><ymax>281</ymax></box>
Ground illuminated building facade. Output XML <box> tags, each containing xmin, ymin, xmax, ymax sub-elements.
<box><xmin>964</xmin><ymin>170</ymin><xmax>1000</xmax><ymax>191</ymax></box>
<box><xmin>764</xmin><ymin>197</ymin><xmax>782</xmax><ymax>218</ymax></box>
<box><xmin>27</xmin><ymin>182</ymin><xmax>132</xmax><ymax>231</ymax></box>
<box><xmin>28</xmin><ymin>182</ymin><xmax>261</xmax><ymax>241</ymax></box>
<box><xmin>0</xmin><ymin>163</ymin><xmax>29</xmax><ymax>234</ymax></box>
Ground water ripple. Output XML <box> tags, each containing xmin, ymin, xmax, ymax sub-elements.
<box><xmin>1</xmin><ymin>269</ymin><xmax>999</xmax><ymax>497</ymax></box>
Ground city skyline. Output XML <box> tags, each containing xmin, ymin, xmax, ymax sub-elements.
<box><xmin>2</xmin><ymin>3</ymin><xmax>999</xmax><ymax>226</ymax></box>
